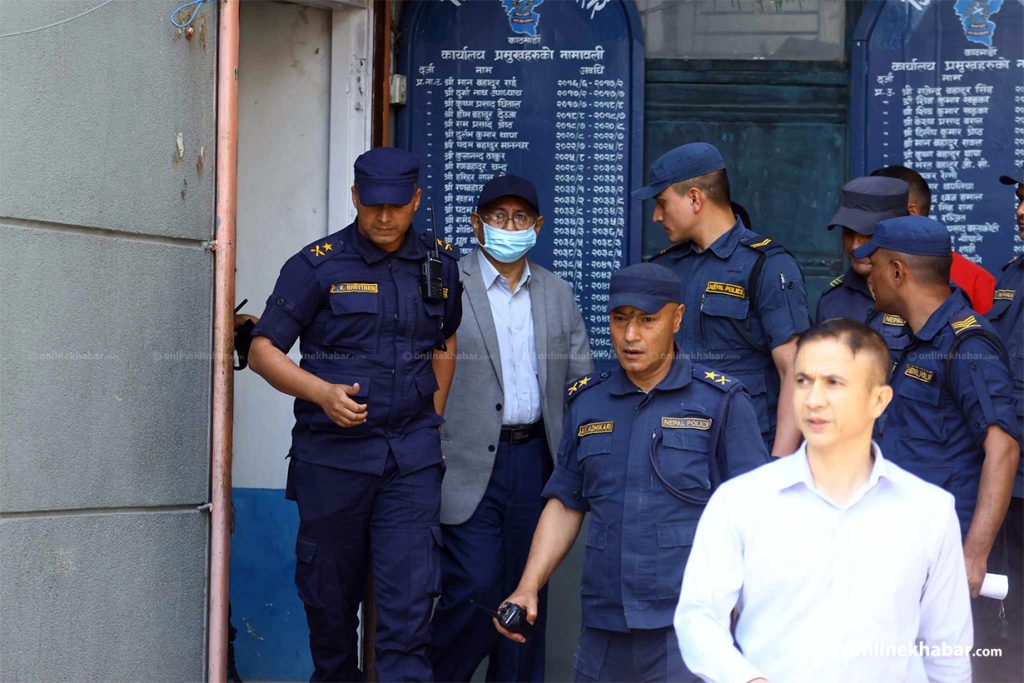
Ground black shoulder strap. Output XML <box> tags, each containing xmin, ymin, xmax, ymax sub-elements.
<box><xmin>708</xmin><ymin>388</ymin><xmax>736</xmax><ymax>489</ymax></box>
<box><xmin>943</xmin><ymin>328</ymin><xmax>1008</xmax><ymax>395</ymax></box>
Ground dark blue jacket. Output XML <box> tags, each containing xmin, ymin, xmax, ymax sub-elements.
<box><xmin>253</xmin><ymin>222</ymin><xmax>461</xmax><ymax>474</ymax></box>
<box><xmin>542</xmin><ymin>354</ymin><xmax>769</xmax><ymax>632</ymax></box>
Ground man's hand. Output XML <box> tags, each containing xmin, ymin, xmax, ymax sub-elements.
<box><xmin>964</xmin><ymin>550</ymin><xmax>987</xmax><ymax>598</ymax></box>
<box><xmin>493</xmin><ymin>588</ymin><xmax>538</xmax><ymax>644</ymax></box>
<box><xmin>317</xmin><ymin>382</ymin><xmax>368</xmax><ymax>428</ymax></box>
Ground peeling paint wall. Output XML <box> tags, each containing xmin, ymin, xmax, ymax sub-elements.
<box><xmin>0</xmin><ymin>1</ymin><xmax>215</xmax><ymax>679</ymax></box>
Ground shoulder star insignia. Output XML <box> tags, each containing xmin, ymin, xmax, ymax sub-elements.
<box><xmin>578</xmin><ymin>376</ymin><xmax>590</xmax><ymax>387</ymax></box>
<box><xmin>704</xmin><ymin>370</ymin><xmax>718</xmax><ymax>381</ymax></box>
<box><xmin>309</xmin><ymin>242</ymin><xmax>332</xmax><ymax>257</ymax></box>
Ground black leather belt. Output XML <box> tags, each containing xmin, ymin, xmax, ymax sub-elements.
<box><xmin>500</xmin><ymin>421</ymin><xmax>545</xmax><ymax>444</ymax></box>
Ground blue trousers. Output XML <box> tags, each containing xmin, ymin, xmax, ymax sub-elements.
<box><xmin>430</xmin><ymin>434</ymin><xmax>551</xmax><ymax>682</ymax></box>
<box><xmin>288</xmin><ymin>455</ymin><xmax>443</xmax><ymax>683</ymax></box>
<box><xmin>572</xmin><ymin>627</ymin><xmax>699</xmax><ymax>683</ymax></box>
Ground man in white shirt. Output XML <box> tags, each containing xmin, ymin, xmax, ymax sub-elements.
<box><xmin>674</xmin><ymin>318</ymin><xmax>973</xmax><ymax>683</ymax></box>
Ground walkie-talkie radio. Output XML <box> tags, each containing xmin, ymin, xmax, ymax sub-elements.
<box><xmin>470</xmin><ymin>599</ymin><xmax>537</xmax><ymax>640</ymax></box>
<box><xmin>422</xmin><ymin>206</ymin><xmax>445</xmax><ymax>304</ymax></box>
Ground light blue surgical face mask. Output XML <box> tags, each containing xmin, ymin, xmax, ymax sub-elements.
<box><xmin>481</xmin><ymin>223</ymin><xmax>537</xmax><ymax>263</ymax></box>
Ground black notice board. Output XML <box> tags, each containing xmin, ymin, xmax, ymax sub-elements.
<box><xmin>397</xmin><ymin>0</ymin><xmax>645</xmax><ymax>363</ymax></box>
<box><xmin>852</xmin><ymin>0</ymin><xmax>1024</xmax><ymax>273</ymax></box>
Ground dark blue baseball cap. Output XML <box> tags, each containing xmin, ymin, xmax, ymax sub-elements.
<box><xmin>631</xmin><ymin>142</ymin><xmax>726</xmax><ymax>200</ymax></box>
<box><xmin>476</xmin><ymin>174</ymin><xmax>540</xmax><ymax>213</ymax></box>
<box><xmin>852</xmin><ymin>216</ymin><xmax>951</xmax><ymax>259</ymax></box>
<box><xmin>607</xmin><ymin>263</ymin><xmax>681</xmax><ymax>313</ymax></box>
<box><xmin>353</xmin><ymin>147</ymin><xmax>419</xmax><ymax>206</ymax></box>
<box><xmin>827</xmin><ymin>176</ymin><xmax>909</xmax><ymax>235</ymax></box>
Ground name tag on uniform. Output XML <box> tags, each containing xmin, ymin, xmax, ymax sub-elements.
<box><xmin>904</xmin><ymin>364</ymin><xmax>935</xmax><ymax>383</ymax></box>
<box><xmin>994</xmin><ymin>289</ymin><xmax>1016</xmax><ymax>301</ymax></box>
<box><xmin>705</xmin><ymin>281</ymin><xmax>746</xmax><ymax>299</ymax></box>
<box><xmin>330</xmin><ymin>282</ymin><xmax>378</xmax><ymax>294</ymax></box>
<box><xmin>578</xmin><ymin>421</ymin><xmax>614</xmax><ymax>437</ymax></box>
<box><xmin>662</xmin><ymin>416</ymin><xmax>711</xmax><ymax>430</ymax></box>
<box><xmin>883</xmin><ymin>314</ymin><xmax>906</xmax><ymax>326</ymax></box>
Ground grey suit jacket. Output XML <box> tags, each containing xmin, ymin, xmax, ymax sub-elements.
<box><xmin>440</xmin><ymin>249</ymin><xmax>594</xmax><ymax>525</ymax></box>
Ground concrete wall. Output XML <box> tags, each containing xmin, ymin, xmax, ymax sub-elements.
<box><xmin>0</xmin><ymin>1</ymin><xmax>215</xmax><ymax>679</ymax></box>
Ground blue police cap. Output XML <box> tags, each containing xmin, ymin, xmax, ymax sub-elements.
<box><xmin>607</xmin><ymin>262</ymin><xmax>681</xmax><ymax>313</ymax></box>
<box><xmin>827</xmin><ymin>176</ymin><xmax>909</xmax><ymax>235</ymax></box>
<box><xmin>353</xmin><ymin>147</ymin><xmax>419</xmax><ymax>206</ymax></box>
<box><xmin>999</xmin><ymin>168</ymin><xmax>1022</xmax><ymax>186</ymax></box>
<box><xmin>476</xmin><ymin>174</ymin><xmax>540</xmax><ymax>213</ymax></box>
<box><xmin>631</xmin><ymin>142</ymin><xmax>726</xmax><ymax>200</ymax></box>
<box><xmin>852</xmin><ymin>216</ymin><xmax>951</xmax><ymax>260</ymax></box>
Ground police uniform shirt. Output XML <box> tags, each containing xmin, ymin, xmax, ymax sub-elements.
<box><xmin>541</xmin><ymin>355</ymin><xmax>769</xmax><ymax>632</ymax></box>
<box><xmin>252</xmin><ymin>222</ymin><xmax>462</xmax><ymax>475</ymax></box>
<box><xmin>652</xmin><ymin>220</ymin><xmax>811</xmax><ymax>439</ymax></box>
<box><xmin>816</xmin><ymin>268</ymin><xmax>910</xmax><ymax>349</ymax></box>
<box><xmin>880</xmin><ymin>288</ymin><xmax>1021</xmax><ymax>532</ymax></box>
<box><xmin>987</xmin><ymin>254</ymin><xmax>1024</xmax><ymax>497</ymax></box>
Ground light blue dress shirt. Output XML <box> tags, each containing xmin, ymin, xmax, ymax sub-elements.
<box><xmin>478</xmin><ymin>250</ymin><xmax>541</xmax><ymax>426</ymax></box>
<box><xmin>674</xmin><ymin>442</ymin><xmax>973</xmax><ymax>683</ymax></box>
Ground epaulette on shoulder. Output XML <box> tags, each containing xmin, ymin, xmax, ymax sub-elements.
<box><xmin>692</xmin><ymin>365</ymin><xmax>741</xmax><ymax>392</ymax></box>
<box><xmin>649</xmin><ymin>242</ymin><xmax>687</xmax><ymax>261</ymax></box>
<box><xmin>566</xmin><ymin>371</ymin><xmax>610</xmax><ymax>402</ymax></box>
<box><xmin>422</xmin><ymin>232</ymin><xmax>459</xmax><ymax>259</ymax></box>
<box><xmin>1005</xmin><ymin>254</ymin><xmax>1023</xmax><ymax>271</ymax></box>
<box><xmin>738</xmin><ymin>233</ymin><xmax>787</xmax><ymax>256</ymax></box>
<box><xmin>828</xmin><ymin>273</ymin><xmax>845</xmax><ymax>289</ymax></box>
<box><xmin>299</xmin><ymin>234</ymin><xmax>344</xmax><ymax>267</ymax></box>
<box><xmin>950</xmin><ymin>313</ymin><xmax>983</xmax><ymax>336</ymax></box>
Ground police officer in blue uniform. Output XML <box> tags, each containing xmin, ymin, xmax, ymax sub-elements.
<box><xmin>856</xmin><ymin>216</ymin><xmax>1020</xmax><ymax>603</ymax></box>
<box><xmin>248</xmin><ymin>147</ymin><xmax>462</xmax><ymax>682</ymax></box>
<box><xmin>639</xmin><ymin>143</ymin><xmax>810</xmax><ymax>456</ymax></box>
<box><xmin>979</xmin><ymin>169</ymin><xmax>1024</xmax><ymax>682</ymax></box>
<box><xmin>815</xmin><ymin>176</ymin><xmax>912</xmax><ymax>349</ymax></box>
<box><xmin>493</xmin><ymin>263</ymin><xmax>768</xmax><ymax>682</ymax></box>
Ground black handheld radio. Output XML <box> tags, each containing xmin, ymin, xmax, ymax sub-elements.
<box><xmin>470</xmin><ymin>599</ymin><xmax>537</xmax><ymax>640</ymax></box>
<box><xmin>421</xmin><ymin>206</ymin><xmax>445</xmax><ymax>304</ymax></box>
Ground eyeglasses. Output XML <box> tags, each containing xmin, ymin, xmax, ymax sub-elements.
<box><xmin>479</xmin><ymin>210</ymin><xmax>535</xmax><ymax>229</ymax></box>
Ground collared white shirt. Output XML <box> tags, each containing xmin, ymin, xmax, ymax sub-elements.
<box><xmin>674</xmin><ymin>442</ymin><xmax>972</xmax><ymax>683</ymax></box>
<box><xmin>477</xmin><ymin>250</ymin><xmax>541</xmax><ymax>426</ymax></box>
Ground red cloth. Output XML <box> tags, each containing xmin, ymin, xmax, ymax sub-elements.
<box><xmin>950</xmin><ymin>251</ymin><xmax>995</xmax><ymax>314</ymax></box>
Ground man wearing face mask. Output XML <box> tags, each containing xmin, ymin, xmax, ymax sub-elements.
<box><xmin>430</xmin><ymin>175</ymin><xmax>593</xmax><ymax>682</ymax></box>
